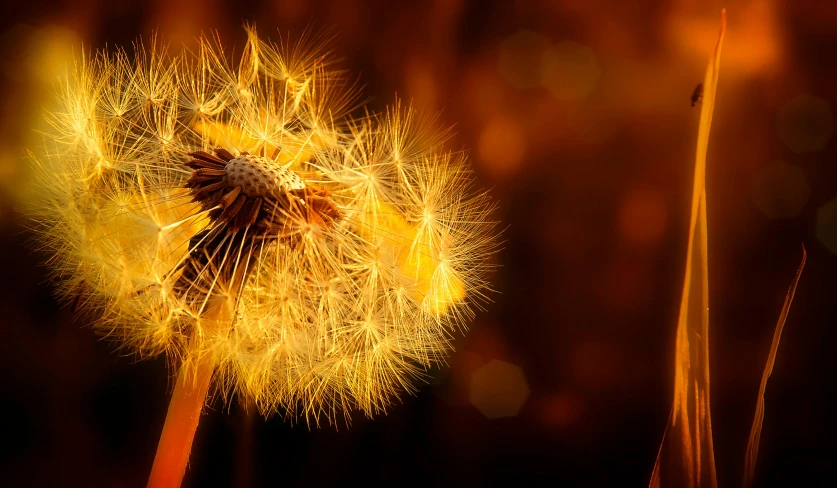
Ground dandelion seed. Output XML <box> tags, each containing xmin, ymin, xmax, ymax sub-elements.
<box><xmin>25</xmin><ymin>26</ymin><xmax>498</xmax><ymax>485</ymax></box>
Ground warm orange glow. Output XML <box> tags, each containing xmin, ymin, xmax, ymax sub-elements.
<box><xmin>4</xmin><ymin>1</ymin><xmax>831</xmax><ymax>484</ymax></box>
<box><xmin>666</xmin><ymin>0</ymin><xmax>782</xmax><ymax>77</ymax></box>
<box><xmin>497</xmin><ymin>30</ymin><xmax>551</xmax><ymax>90</ymax></box>
<box><xmin>540</xmin><ymin>41</ymin><xmax>601</xmax><ymax>101</ymax></box>
<box><xmin>618</xmin><ymin>187</ymin><xmax>669</xmax><ymax>246</ymax></box>
<box><xmin>469</xmin><ymin>359</ymin><xmax>531</xmax><ymax>419</ymax></box>
<box><xmin>403</xmin><ymin>56</ymin><xmax>438</xmax><ymax>111</ymax></box>
<box><xmin>477</xmin><ymin>116</ymin><xmax>526</xmax><ymax>180</ymax></box>
<box><xmin>539</xmin><ymin>393</ymin><xmax>584</xmax><ymax>428</ymax></box>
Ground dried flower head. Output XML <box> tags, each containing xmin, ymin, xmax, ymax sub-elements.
<box><xmin>26</xmin><ymin>27</ymin><xmax>497</xmax><ymax>424</ymax></box>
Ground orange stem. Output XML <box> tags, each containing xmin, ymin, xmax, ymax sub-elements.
<box><xmin>147</xmin><ymin>354</ymin><xmax>215</xmax><ymax>488</ymax></box>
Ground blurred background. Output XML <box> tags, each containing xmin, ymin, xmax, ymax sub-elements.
<box><xmin>2</xmin><ymin>0</ymin><xmax>837</xmax><ymax>486</ymax></box>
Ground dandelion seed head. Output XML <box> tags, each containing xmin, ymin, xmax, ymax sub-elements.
<box><xmin>225</xmin><ymin>154</ymin><xmax>306</xmax><ymax>196</ymax></box>
<box><xmin>25</xmin><ymin>27</ymin><xmax>498</xmax><ymax>425</ymax></box>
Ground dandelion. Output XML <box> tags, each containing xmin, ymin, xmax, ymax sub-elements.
<box><xmin>25</xmin><ymin>27</ymin><xmax>497</xmax><ymax>486</ymax></box>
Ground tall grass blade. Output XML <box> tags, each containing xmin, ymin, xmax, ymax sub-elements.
<box><xmin>650</xmin><ymin>9</ymin><xmax>726</xmax><ymax>488</ymax></box>
<box><xmin>741</xmin><ymin>247</ymin><xmax>806</xmax><ymax>488</ymax></box>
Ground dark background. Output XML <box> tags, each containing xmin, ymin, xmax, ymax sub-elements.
<box><xmin>1</xmin><ymin>0</ymin><xmax>837</xmax><ymax>486</ymax></box>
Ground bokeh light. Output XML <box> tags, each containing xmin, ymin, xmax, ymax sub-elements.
<box><xmin>617</xmin><ymin>187</ymin><xmax>669</xmax><ymax>246</ymax></box>
<box><xmin>403</xmin><ymin>56</ymin><xmax>438</xmax><ymax>112</ymax></box>
<box><xmin>540</xmin><ymin>41</ymin><xmax>600</xmax><ymax>101</ymax></box>
<box><xmin>469</xmin><ymin>359</ymin><xmax>530</xmax><ymax>419</ymax></box>
<box><xmin>666</xmin><ymin>0</ymin><xmax>783</xmax><ymax>77</ymax></box>
<box><xmin>2</xmin><ymin>1</ymin><xmax>837</xmax><ymax>485</ymax></box>
<box><xmin>0</xmin><ymin>23</ymin><xmax>79</xmax><ymax>216</ymax></box>
<box><xmin>815</xmin><ymin>197</ymin><xmax>837</xmax><ymax>254</ymax></box>
<box><xmin>1</xmin><ymin>24</ymin><xmax>78</xmax><ymax>84</ymax></box>
<box><xmin>537</xmin><ymin>392</ymin><xmax>584</xmax><ymax>428</ymax></box>
<box><xmin>477</xmin><ymin>116</ymin><xmax>526</xmax><ymax>180</ymax></box>
<box><xmin>776</xmin><ymin>94</ymin><xmax>834</xmax><ymax>153</ymax></box>
<box><xmin>497</xmin><ymin>30</ymin><xmax>551</xmax><ymax>90</ymax></box>
<box><xmin>750</xmin><ymin>160</ymin><xmax>810</xmax><ymax>219</ymax></box>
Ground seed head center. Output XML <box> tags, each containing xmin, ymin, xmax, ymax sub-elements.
<box><xmin>225</xmin><ymin>154</ymin><xmax>306</xmax><ymax>198</ymax></box>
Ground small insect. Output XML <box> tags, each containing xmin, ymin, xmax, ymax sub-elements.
<box><xmin>691</xmin><ymin>83</ymin><xmax>704</xmax><ymax>107</ymax></box>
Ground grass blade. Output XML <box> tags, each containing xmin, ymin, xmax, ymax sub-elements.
<box><xmin>741</xmin><ymin>246</ymin><xmax>806</xmax><ymax>487</ymax></box>
<box><xmin>650</xmin><ymin>9</ymin><xmax>726</xmax><ymax>488</ymax></box>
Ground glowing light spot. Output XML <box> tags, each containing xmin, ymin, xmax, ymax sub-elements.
<box><xmin>22</xmin><ymin>25</ymin><xmax>80</xmax><ymax>84</ymax></box>
<box><xmin>477</xmin><ymin>116</ymin><xmax>526</xmax><ymax>181</ymax></box>
<box><xmin>403</xmin><ymin>57</ymin><xmax>437</xmax><ymax>109</ymax></box>
<box><xmin>776</xmin><ymin>94</ymin><xmax>834</xmax><ymax>153</ymax></box>
<box><xmin>497</xmin><ymin>30</ymin><xmax>551</xmax><ymax>90</ymax></box>
<box><xmin>537</xmin><ymin>392</ymin><xmax>584</xmax><ymax>428</ymax></box>
<box><xmin>469</xmin><ymin>359</ymin><xmax>530</xmax><ymax>419</ymax></box>
<box><xmin>751</xmin><ymin>161</ymin><xmax>810</xmax><ymax>219</ymax></box>
<box><xmin>540</xmin><ymin>41</ymin><xmax>600</xmax><ymax>101</ymax></box>
<box><xmin>617</xmin><ymin>187</ymin><xmax>668</xmax><ymax>246</ymax></box>
<box><xmin>666</xmin><ymin>1</ymin><xmax>782</xmax><ymax>77</ymax></box>
<box><xmin>816</xmin><ymin>197</ymin><xmax>837</xmax><ymax>254</ymax></box>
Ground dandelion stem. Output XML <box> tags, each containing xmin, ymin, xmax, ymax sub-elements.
<box><xmin>147</xmin><ymin>352</ymin><xmax>215</xmax><ymax>488</ymax></box>
<box><xmin>148</xmin><ymin>299</ymin><xmax>232</xmax><ymax>488</ymax></box>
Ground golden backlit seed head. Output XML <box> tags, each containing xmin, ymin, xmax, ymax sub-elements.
<box><xmin>24</xmin><ymin>27</ymin><xmax>498</xmax><ymax>425</ymax></box>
